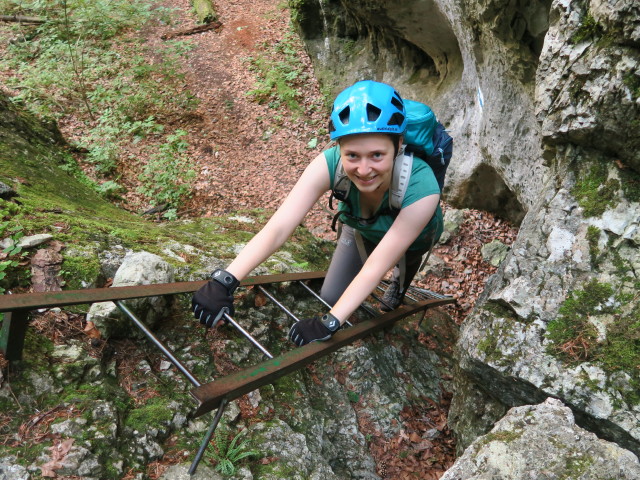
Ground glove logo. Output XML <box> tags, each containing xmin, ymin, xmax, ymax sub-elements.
<box><xmin>329</xmin><ymin>319</ymin><xmax>337</xmax><ymax>329</ymax></box>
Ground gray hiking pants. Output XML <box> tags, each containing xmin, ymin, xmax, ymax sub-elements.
<box><xmin>320</xmin><ymin>225</ymin><xmax>430</xmax><ymax>307</ymax></box>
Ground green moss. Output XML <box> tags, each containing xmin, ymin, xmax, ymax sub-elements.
<box><xmin>571</xmin><ymin>160</ymin><xmax>617</xmax><ymax>217</ymax></box>
<box><xmin>546</xmin><ymin>280</ymin><xmax>612</xmax><ymax>355</ymax></box>
<box><xmin>568</xmin><ymin>77</ymin><xmax>587</xmax><ymax>102</ymax></box>
<box><xmin>341</xmin><ymin>39</ymin><xmax>359</xmax><ymax>57</ymax></box>
<box><xmin>22</xmin><ymin>328</ymin><xmax>55</xmax><ymax>360</ymax></box>
<box><xmin>61</xmin><ymin>254</ymin><xmax>102</xmax><ymax>289</ymax></box>
<box><xmin>564</xmin><ymin>454</ymin><xmax>594</xmax><ymax>478</ymax></box>
<box><xmin>477</xmin><ymin>429</ymin><xmax>523</xmax><ymax>448</ymax></box>
<box><xmin>623</xmin><ymin>72</ymin><xmax>640</xmax><ymax>100</ymax></box>
<box><xmin>476</xmin><ymin>302</ymin><xmax>523</xmax><ymax>364</ymax></box>
<box><xmin>271</xmin><ymin>374</ymin><xmax>303</xmax><ymax>405</ymax></box>
<box><xmin>124</xmin><ymin>397</ymin><xmax>173</xmax><ymax>432</ymax></box>
<box><xmin>586</xmin><ymin>225</ymin><xmax>601</xmax><ymax>268</ymax></box>
<box><xmin>483</xmin><ymin>301</ymin><xmax>519</xmax><ymax>322</ymax></box>
<box><xmin>546</xmin><ymin>280</ymin><xmax>640</xmax><ymax>405</ymax></box>
<box><xmin>619</xmin><ymin>165</ymin><xmax>640</xmax><ymax>203</ymax></box>
<box><xmin>477</xmin><ymin>335</ymin><xmax>498</xmax><ymax>358</ymax></box>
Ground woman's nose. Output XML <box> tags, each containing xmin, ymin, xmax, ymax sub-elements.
<box><xmin>356</xmin><ymin>159</ymin><xmax>372</xmax><ymax>174</ymax></box>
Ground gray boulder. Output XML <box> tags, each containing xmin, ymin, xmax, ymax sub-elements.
<box><xmin>87</xmin><ymin>251</ymin><xmax>175</xmax><ymax>338</ymax></box>
<box><xmin>442</xmin><ymin>398</ymin><xmax>640</xmax><ymax>480</ymax></box>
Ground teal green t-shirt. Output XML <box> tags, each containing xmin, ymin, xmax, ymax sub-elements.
<box><xmin>324</xmin><ymin>145</ymin><xmax>443</xmax><ymax>251</ymax></box>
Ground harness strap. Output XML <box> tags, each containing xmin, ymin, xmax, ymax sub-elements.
<box><xmin>354</xmin><ymin>230</ymin><xmax>369</xmax><ymax>265</ymax></box>
<box><xmin>397</xmin><ymin>255</ymin><xmax>407</xmax><ymax>295</ymax></box>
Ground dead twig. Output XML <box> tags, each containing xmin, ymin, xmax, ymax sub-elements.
<box><xmin>0</xmin><ymin>15</ymin><xmax>46</xmax><ymax>24</ymax></box>
<box><xmin>160</xmin><ymin>21</ymin><xmax>222</xmax><ymax>40</ymax></box>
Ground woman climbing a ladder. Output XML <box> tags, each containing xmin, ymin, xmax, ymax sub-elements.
<box><xmin>192</xmin><ymin>80</ymin><xmax>445</xmax><ymax>346</ymax></box>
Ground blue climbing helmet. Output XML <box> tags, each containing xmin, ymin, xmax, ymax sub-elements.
<box><xmin>329</xmin><ymin>80</ymin><xmax>407</xmax><ymax>141</ymax></box>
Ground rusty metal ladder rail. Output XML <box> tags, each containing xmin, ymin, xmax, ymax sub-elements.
<box><xmin>188</xmin><ymin>296</ymin><xmax>456</xmax><ymax>418</ymax></box>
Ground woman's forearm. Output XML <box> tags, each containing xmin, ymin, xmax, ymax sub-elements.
<box><xmin>225</xmin><ymin>221</ymin><xmax>292</xmax><ymax>279</ymax></box>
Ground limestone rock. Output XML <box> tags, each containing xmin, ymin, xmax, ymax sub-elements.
<box><xmin>442</xmin><ymin>398</ymin><xmax>640</xmax><ymax>480</ymax></box>
<box><xmin>87</xmin><ymin>251</ymin><xmax>175</xmax><ymax>338</ymax></box>
<box><xmin>480</xmin><ymin>239</ymin><xmax>509</xmax><ymax>266</ymax></box>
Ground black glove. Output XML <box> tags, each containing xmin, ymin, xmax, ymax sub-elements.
<box><xmin>192</xmin><ymin>269</ymin><xmax>240</xmax><ymax>328</ymax></box>
<box><xmin>288</xmin><ymin>313</ymin><xmax>341</xmax><ymax>346</ymax></box>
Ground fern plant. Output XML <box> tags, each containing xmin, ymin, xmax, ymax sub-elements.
<box><xmin>206</xmin><ymin>429</ymin><xmax>260</xmax><ymax>476</ymax></box>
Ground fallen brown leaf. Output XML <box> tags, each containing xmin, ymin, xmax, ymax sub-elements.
<box><xmin>83</xmin><ymin>321</ymin><xmax>101</xmax><ymax>339</ymax></box>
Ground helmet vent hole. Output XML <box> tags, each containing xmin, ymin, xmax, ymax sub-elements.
<box><xmin>366</xmin><ymin>104</ymin><xmax>382</xmax><ymax>121</ymax></box>
<box><xmin>339</xmin><ymin>107</ymin><xmax>350</xmax><ymax>125</ymax></box>
<box><xmin>388</xmin><ymin>112</ymin><xmax>405</xmax><ymax>126</ymax></box>
<box><xmin>391</xmin><ymin>95</ymin><xmax>403</xmax><ymax>110</ymax></box>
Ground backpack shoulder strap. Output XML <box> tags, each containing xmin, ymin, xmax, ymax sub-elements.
<box><xmin>332</xmin><ymin>159</ymin><xmax>351</xmax><ymax>202</ymax></box>
<box><xmin>389</xmin><ymin>146</ymin><xmax>413</xmax><ymax>211</ymax></box>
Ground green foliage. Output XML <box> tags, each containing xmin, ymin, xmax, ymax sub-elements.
<box><xmin>0</xmin><ymin>214</ymin><xmax>27</xmax><ymax>294</ymax></box>
<box><xmin>572</xmin><ymin>156</ymin><xmax>640</xmax><ymax>218</ymax></box>
<box><xmin>246</xmin><ymin>29</ymin><xmax>307</xmax><ymax>113</ymax></box>
<box><xmin>623</xmin><ymin>72</ymin><xmax>640</xmax><ymax>100</ymax></box>
<box><xmin>347</xmin><ymin>390</ymin><xmax>359</xmax><ymax>403</ymax></box>
<box><xmin>571</xmin><ymin>12</ymin><xmax>604</xmax><ymax>45</ymax></box>
<box><xmin>124</xmin><ymin>397</ymin><xmax>173</xmax><ymax>432</ymax></box>
<box><xmin>546</xmin><ymin>281</ymin><xmax>613</xmax><ymax>357</ymax></box>
<box><xmin>95</xmin><ymin>180</ymin><xmax>124</xmax><ymax>199</ymax></box>
<box><xmin>0</xmin><ymin>0</ymin><xmax>199</xmax><ymax>213</ymax></box>
<box><xmin>546</xmin><ymin>280</ymin><xmax>640</xmax><ymax>403</ymax></box>
<box><xmin>137</xmin><ymin>130</ymin><xmax>196</xmax><ymax>213</ymax></box>
<box><xmin>206</xmin><ymin>428</ymin><xmax>260</xmax><ymax>476</ymax></box>
<box><xmin>619</xmin><ymin>165</ymin><xmax>640</xmax><ymax>203</ymax></box>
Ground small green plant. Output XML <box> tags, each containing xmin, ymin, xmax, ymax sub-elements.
<box><xmin>95</xmin><ymin>180</ymin><xmax>124</xmax><ymax>199</ymax></box>
<box><xmin>571</xmin><ymin>12</ymin><xmax>604</xmax><ymax>44</ymax></box>
<box><xmin>0</xmin><ymin>222</ymin><xmax>27</xmax><ymax>294</ymax></box>
<box><xmin>246</xmin><ymin>28</ymin><xmax>307</xmax><ymax>113</ymax></box>
<box><xmin>347</xmin><ymin>390</ymin><xmax>359</xmax><ymax>403</ymax></box>
<box><xmin>137</xmin><ymin>130</ymin><xmax>196</xmax><ymax>215</ymax></box>
<box><xmin>206</xmin><ymin>429</ymin><xmax>259</xmax><ymax>476</ymax></box>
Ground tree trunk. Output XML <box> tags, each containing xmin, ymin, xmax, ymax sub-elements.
<box><xmin>191</xmin><ymin>0</ymin><xmax>217</xmax><ymax>24</ymax></box>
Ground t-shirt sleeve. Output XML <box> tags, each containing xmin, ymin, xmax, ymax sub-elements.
<box><xmin>324</xmin><ymin>145</ymin><xmax>340</xmax><ymax>190</ymax></box>
<box><xmin>402</xmin><ymin>159</ymin><xmax>441</xmax><ymax>208</ymax></box>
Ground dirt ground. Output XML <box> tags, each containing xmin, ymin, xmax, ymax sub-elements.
<box><xmin>138</xmin><ymin>0</ymin><xmax>333</xmax><ymax>237</ymax></box>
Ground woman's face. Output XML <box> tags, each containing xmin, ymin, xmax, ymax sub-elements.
<box><xmin>340</xmin><ymin>134</ymin><xmax>396</xmax><ymax>195</ymax></box>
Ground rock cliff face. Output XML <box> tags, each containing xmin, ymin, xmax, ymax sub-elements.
<box><xmin>293</xmin><ymin>0</ymin><xmax>640</xmax><ymax>465</ymax></box>
<box><xmin>292</xmin><ymin>0</ymin><xmax>557</xmax><ymax>225</ymax></box>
